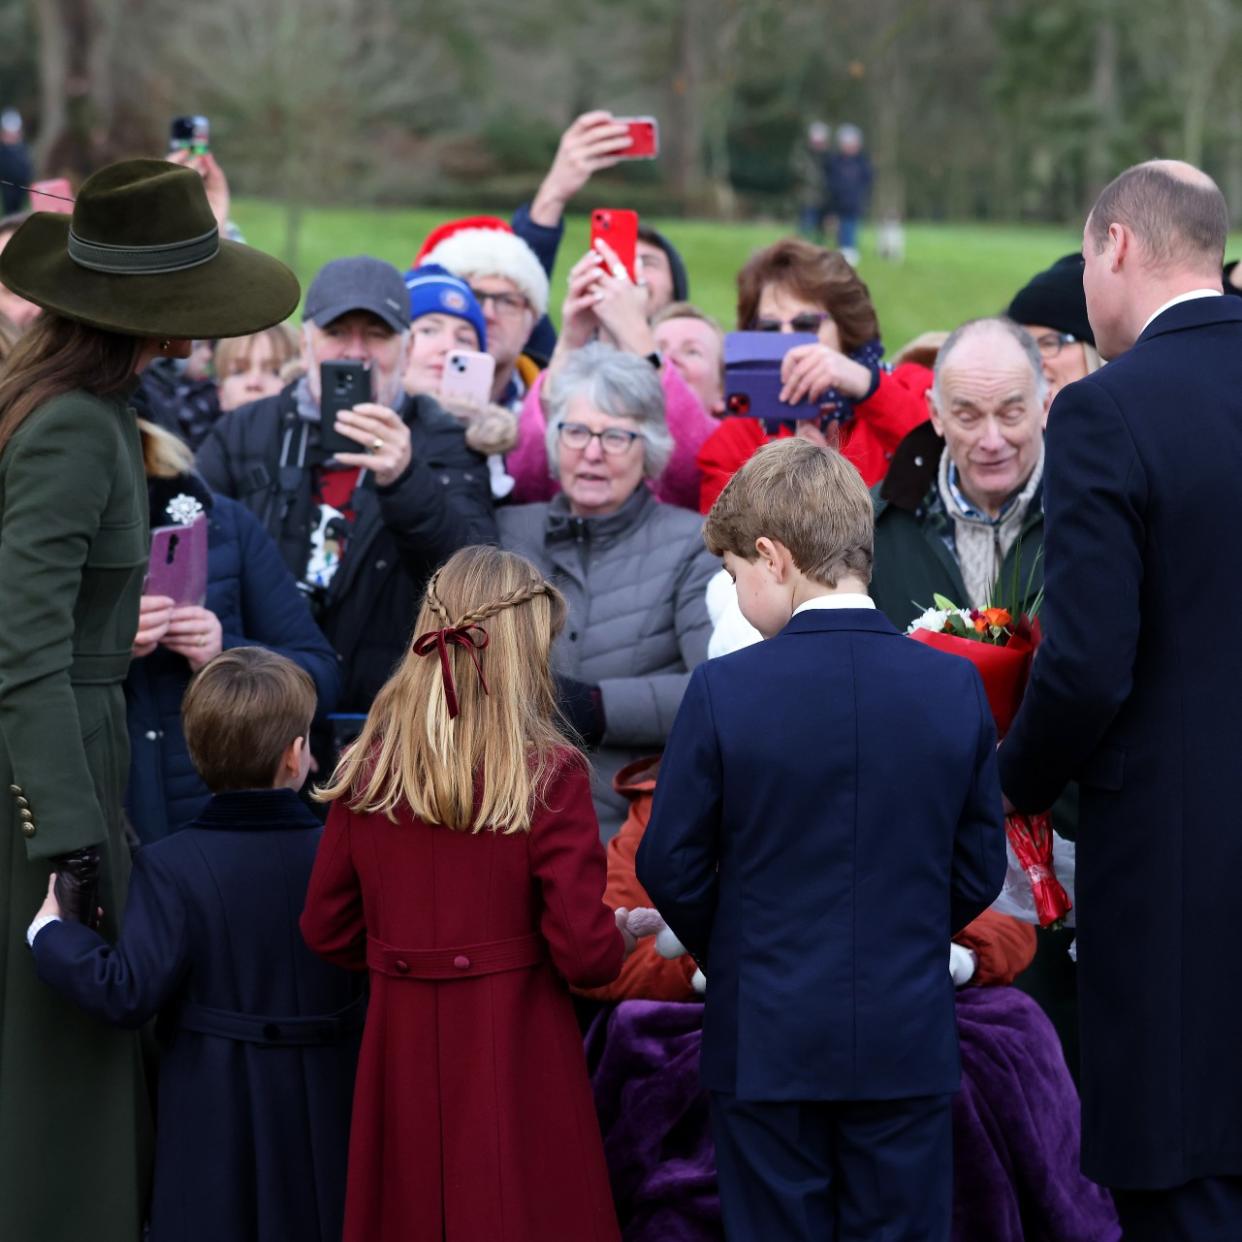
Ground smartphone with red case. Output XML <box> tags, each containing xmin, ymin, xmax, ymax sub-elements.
<box><xmin>590</xmin><ymin>208</ymin><xmax>639</xmax><ymax>282</ymax></box>
<box><xmin>614</xmin><ymin>117</ymin><xmax>659</xmax><ymax>160</ymax></box>
<box><xmin>440</xmin><ymin>349</ymin><xmax>496</xmax><ymax>408</ymax></box>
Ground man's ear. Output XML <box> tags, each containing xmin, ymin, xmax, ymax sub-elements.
<box><xmin>1108</xmin><ymin>222</ymin><xmax>1128</xmax><ymax>274</ymax></box>
<box><xmin>926</xmin><ymin>388</ymin><xmax>945</xmax><ymax>438</ymax></box>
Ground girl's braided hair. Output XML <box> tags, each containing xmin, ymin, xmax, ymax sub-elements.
<box><xmin>425</xmin><ymin>564</ymin><xmax>556</xmax><ymax>631</ymax></box>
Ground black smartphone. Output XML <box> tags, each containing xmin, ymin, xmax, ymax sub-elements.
<box><xmin>169</xmin><ymin>115</ymin><xmax>210</xmax><ymax>155</ymax></box>
<box><xmin>319</xmin><ymin>360</ymin><xmax>371</xmax><ymax>455</ymax></box>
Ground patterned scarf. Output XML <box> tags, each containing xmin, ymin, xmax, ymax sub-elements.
<box><xmin>938</xmin><ymin>445</ymin><xmax>1044</xmax><ymax>610</ymax></box>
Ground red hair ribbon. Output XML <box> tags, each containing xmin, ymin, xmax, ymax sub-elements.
<box><xmin>412</xmin><ymin>625</ymin><xmax>490</xmax><ymax>719</ymax></box>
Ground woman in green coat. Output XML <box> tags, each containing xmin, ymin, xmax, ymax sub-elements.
<box><xmin>0</xmin><ymin>159</ymin><xmax>298</xmax><ymax>1241</ymax></box>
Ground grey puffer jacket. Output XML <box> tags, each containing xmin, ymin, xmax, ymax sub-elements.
<box><xmin>497</xmin><ymin>487</ymin><xmax>716</xmax><ymax>838</ymax></box>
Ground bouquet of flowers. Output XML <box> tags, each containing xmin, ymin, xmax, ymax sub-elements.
<box><xmin>907</xmin><ymin>591</ymin><xmax>1073</xmax><ymax>928</ymax></box>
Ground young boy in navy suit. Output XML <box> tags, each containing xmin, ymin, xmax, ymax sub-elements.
<box><xmin>28</xmin><ymin>648</ymin><xmax>361</xmax><ymax>1242</ymax></box>
<box><xmin>636</xmin><ymin>439</ymin><xmax>1007</xmax><ymax>1242</ymax></box>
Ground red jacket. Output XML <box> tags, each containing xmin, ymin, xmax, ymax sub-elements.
<box><xmin>580</xmin><ymin>756</ymin><xmax>1035</xmax><ymax>1003</ymax></box>
<box><xmin>302</xmin><ymin>752</ymin><xmax>623</xmax><ymax>1242</ymax></box>
<box><xmin>697</xmin><ymin>361</ymin><xmax>933</xmax><ymax>512</ymax></box>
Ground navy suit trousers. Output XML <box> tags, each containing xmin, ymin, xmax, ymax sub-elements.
<box><xmin>709</xmin><ymin>1092</ymin><xmax>952</xmax><ymax>1242</ymax></box>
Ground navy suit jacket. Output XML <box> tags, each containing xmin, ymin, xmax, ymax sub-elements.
<box><xmin>636</xmin><ymin>608</ymin><xmax>1006</xmax><ymax>1103</ymax></box>
<box><xmin>999</xmin><ymin>293</ymin><xmax>1242</xmax><ymax>1189</ymax></box>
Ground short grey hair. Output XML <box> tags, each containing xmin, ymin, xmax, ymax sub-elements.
<box><xmin>543</xmin><ymin>341</ymin><xmax>673</xmax><ymax>480</ymax></box>
<box><xmin>931</xmin><ymin>317</ymin><xmax>1047</xmax><ymax>409</ymax></box>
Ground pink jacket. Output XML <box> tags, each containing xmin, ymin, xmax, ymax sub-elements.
<box><xmin>507</xmin><ymin>363</ymin><xmax>717</xmax><ymax>511</ymax></box>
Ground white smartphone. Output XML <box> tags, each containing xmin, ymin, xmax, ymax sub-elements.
<box><xmin>440</xmin><ymin>349</ymin><xmax>496</xmax><ymax>408</ymax></box>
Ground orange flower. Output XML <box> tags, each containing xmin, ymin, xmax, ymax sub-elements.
<box><xmin>973</xmin><ymin>615</ymin><xmax>988</xmax><ymax>632</ymax></box>
<box><xmin>983</xmin><ymin>607</ymin><xmax>1012</xmax><ymax>629</ymax></box>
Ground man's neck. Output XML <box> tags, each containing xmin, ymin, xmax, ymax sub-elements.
<box><xmin>1132</xmin><ymin>274</ymin><xmax>1223</xmax><ymax>339</ymax></box>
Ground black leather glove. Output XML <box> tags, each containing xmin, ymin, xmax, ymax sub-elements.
<box><xmin>52</xmin><ymin>846</ymin><xmax>102</xmax><ymax>930</ymax></box>
<box><xmin>554</xmin><ymin>674</ymin><xmax>607</xmax><ymax>750</ymax></box>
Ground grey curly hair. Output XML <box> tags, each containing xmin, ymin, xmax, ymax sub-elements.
<box><xmin>543</xmin><ymin>342</ymin><xmax>673</xmax><ymax>481</ymax></box>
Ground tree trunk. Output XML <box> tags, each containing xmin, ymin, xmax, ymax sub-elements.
<box><xmin>1084</xmin><ymin>4</ymin><xmax>1119</xmax><ymax>206</ymax></box>
<box><xmin>34</xmin><ymin>0</ymin><xmax>97</xmax><ymax>178</ymax></box>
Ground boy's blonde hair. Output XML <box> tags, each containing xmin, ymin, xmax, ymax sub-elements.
<box><xmin>317</xmin><ymin>545</ymin><xmax>571</xmax><ymax>834</ymax></box>
<box><xmin>704</xmin><ymin>438</ymin><xmax>874</xmax><ymax>587</ymax></box>
<box><xmin>183</xmin><ymin>647</ymin><xmax>317</xmax><ymax>791</ymax></box>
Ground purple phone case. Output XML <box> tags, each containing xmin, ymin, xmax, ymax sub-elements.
<box><xmin>146</xmin><ymin>514</ymin><xmax>208</xmax><ymax>606</ymax></box>
<box><xmin>723</xmin><ymin>331</ymin><xmax>822</xmax><ymax>421</ymax></box>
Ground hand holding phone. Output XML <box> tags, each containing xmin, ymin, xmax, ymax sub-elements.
<box><xmin>169</xmin><ymin>115</ymin><xmax>210</xmax><ymax>155</ymax></box>
<box><xmin>440</xmin><ymin>350</ymin><xmax>496</xmax><ymax>409</ymax></box>
<box><xmin>613</xmin><ymin>117</ymin><xmax>659</xmax><ymax>160</ymax></box>
<box><xmin>319</xmin><ymin>361</ymin><xmax>372</xmax><ymax>455</ymax></box>
<box><xmin>590</xmin><ymin>208</ymin><xmax>639</xmax><ymax>283</ymax></box>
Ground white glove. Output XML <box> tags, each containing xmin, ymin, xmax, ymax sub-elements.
<box><xmin>949</xmin><ymin>943</ymin><xmax>977</xmax><ymax>987</ymax></box>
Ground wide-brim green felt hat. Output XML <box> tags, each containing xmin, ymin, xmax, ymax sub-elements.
<box><xmin>0</xmin><ymin>158</ymin><xmax>300</xmax><ymax>339</ymax></box>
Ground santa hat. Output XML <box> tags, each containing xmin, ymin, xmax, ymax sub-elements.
<box><xmin>415</xmin><ymin>216</ymin><xmax>549</xmax><ymax>318</ymax></box>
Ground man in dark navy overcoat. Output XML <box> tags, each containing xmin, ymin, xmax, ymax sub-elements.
<box><xmin>1000</xmin><ymin>160</ymin><xmax>1242</xmax><ymax>1241</ymax></box>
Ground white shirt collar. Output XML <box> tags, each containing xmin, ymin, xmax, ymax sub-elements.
<box><xmin>793</xmin><ymin>593</ymin><xmax>876</xmax><ymax>616</ymax></box>
<box><xmin>1140</xmin><ymin>288</ymin><xmax>1222</xmax><ymax>336</ymax></box>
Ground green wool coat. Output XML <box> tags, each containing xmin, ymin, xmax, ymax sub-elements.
<box><xmin>0</xmin><ymin>390</ymin><xmax>151</xmax><ymax>1241</ymax></box>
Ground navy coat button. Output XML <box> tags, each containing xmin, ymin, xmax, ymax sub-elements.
<box><xmin>394</xmin><ymin>959</ymin><xmax>410</xmax><ymax>974</ymax></box>
<box><xmin>453</xmin><ymin>955</ymin><xmax>470</xmax><ymax>970</ymax></box>
<box><xmin>262</xmin><ymin>1023</ymin><xmax>281</xmax><ymax>1041</ymax></box>
<box><xmin>144</xmin><ymin>730</ymin><xmax>158</xmax><ymax>741</ymax></box>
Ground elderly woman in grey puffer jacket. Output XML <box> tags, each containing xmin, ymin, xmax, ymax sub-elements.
<box><xmin>498</xmin><ymin>342</ymin><xmax>717</xmax><ymax>839</ymax></box>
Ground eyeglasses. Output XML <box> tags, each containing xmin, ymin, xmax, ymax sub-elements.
<box><xmin>556</xmin><ymin>421</ymin><xmax>642</xmax><ymax>455</ymax></box>
<box><xmin>469</xmin><ymin>288</ymin><xmax>530</xmax><ymax>317</ymax></box>
<box><xmin>1033</xmin><ymin>331</ymin><xmax>1078</xmax><ymax>358</ymax></box>
<box><xmin>751</xmin><ymin>312</ymin><xmax>833</xmax><ymax>334</ymax></box>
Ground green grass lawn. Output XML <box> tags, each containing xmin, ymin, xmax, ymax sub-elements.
<box><xmin>231</xmin><ymin>199</ymin><xmax>1083</xmax><ymax>349</ymax></box>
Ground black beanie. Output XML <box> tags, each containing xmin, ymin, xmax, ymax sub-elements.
<box><xmin>1006</xmin><ymin>253</ymin><xmax>1094</xmax><ymax>346</ymax></box>
<box><xmin>638</xmin><ymin>226</ymin><xmax>690</xmax><ymax>302</ymax></box>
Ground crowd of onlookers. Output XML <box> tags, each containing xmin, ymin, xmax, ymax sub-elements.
<box><xmin>9</xmin><ymin>116</ymin><xmax>1242</xmax><ymax>1241</ymax></box>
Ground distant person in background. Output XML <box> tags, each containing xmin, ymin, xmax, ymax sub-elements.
<box><xmin>125</xmin><ymin>420</ymin><xmax>339</xmax><ymax>844</ymax></box>
<box><xmin>400</xmin><ymin>263</ymin><xmax>517</xmax><ymax>498</ymax></box>
<box><xmin>0</xmin><ymin>213</ymin><xmax>38</xmax><ymax>328</ymax></box>
<box><xmin>215</xmin><ymin>324</ymin><xmax>299</xmax><ymax>413</ymax></box>
<box><xmin>136</xmin><ymin>336</ymin><xmax>221</xmax><ymax>449</ymax></box>
<box><xmin>696</xmin><ymin>238</ymin><xmax>931</xmax><ymax>511</ymax></box>
<box><xmin>1007</xmin><ymin>253</ymin><xmax>1103</xmax><ymax>403</ymax></box>
<box><xmin>0</xmin><ymin>111</ymin><xmax>31</xmax><ymax>216</ymax></box>
<box><xmin>507</xmin><ymin>245</ymin><xmax>717</xmax><ymax>509</ymax></box>
<box><xmin>653</xmin><ymin>302</ymin><xmax>725</xmax><ymax>417</ymax></box>
<box><xmin>414</xmin><ymin>217</ymin><xmax>550</xmax><ymax>412</ymax></box>
<box><xmin>635</xmin><ymin>225</ymin><xmax>691</xmax><ymax>318</ymax></box>
<box><xmin>793</xmin><ymin>120</ymin><xmax>832</xmax><ymax>240</ymax></box>
<box><xmin>827</xmin><ymin>124</ymin><xmax>873</xmax><ymax>265</ymax></box>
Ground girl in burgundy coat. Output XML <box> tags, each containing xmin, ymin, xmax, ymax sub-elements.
<box><xmin>301</xmin><ymin>545</ymin><xmax>626</xmax><ymax>1242</ymax></box>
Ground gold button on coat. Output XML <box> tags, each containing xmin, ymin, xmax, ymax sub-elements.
<box><xmin>8</xmin><ymin>784</ymin><xmax>20</xmax><ymax>795</ymax></box>
<box><xmin>21</xmin><ymin>822</ymin><xmax>35</xmax><ymax>838</ymax></box>
<box><xmin>19</xmin><ymin>808</ymin><xmax>32</xmax><ymax>821</ymax></box>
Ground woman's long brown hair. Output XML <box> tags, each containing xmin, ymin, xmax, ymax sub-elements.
<box><xmin>317</xmin><ymin>546</ymin><xmax>574</xmax><ymax>834</ymax></box>
<box><xmin>0</xmin><ymin>314</ymin><xmax>141</xmax><ymax>457</ymax></box>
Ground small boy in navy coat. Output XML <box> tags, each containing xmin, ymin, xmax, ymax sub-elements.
<box><xmin>636</xmin><ymin>439</ymin><xmax>1007</xmax><ymax>1242</ymax></box>
<box><xmin>29</xmin><ymin>648</ymin><xmax>361</xmax><ymax>1242</ymax></box>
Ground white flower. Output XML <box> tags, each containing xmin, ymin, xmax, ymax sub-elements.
<box><xmin>165</xmin><ymin>494</ymin><xmax>205</xmax><ymax>526</ymax></box>
<box><xmin>907</xmin><ymin>606</ymin><xmax>974</xmax><ymax>635</ymax></box>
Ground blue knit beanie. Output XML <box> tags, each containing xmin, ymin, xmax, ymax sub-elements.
<box><xmin>403</xmin><ymin>264</ymin><xmax>487</xmax><ymax>349</ymax></box>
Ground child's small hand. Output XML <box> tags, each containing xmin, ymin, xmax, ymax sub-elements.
<box><xmin>36</xmin><ymin>872</ymin><xmax>64</xmax><ymax>923</ymax></box>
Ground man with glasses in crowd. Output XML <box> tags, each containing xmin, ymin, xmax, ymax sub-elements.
<box><xmin>414</xmin><ymin>218</ymin><xmax>551</xmax><ymax>412</ymax></box>
<box><xmin>197</xmin><ymin>256</ymin><xmax>497</xmax><ymax>747</ymax></box>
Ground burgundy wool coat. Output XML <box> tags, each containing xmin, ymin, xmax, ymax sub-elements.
<box><xmin>300</xmin><ymin>750</ymin><xmax>624</xmax><ymax>1242</ymax></box>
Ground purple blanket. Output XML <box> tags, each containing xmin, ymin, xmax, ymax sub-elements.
<box><xmin>588</xmin><ymin>990</ymin><xmax>1120</xmax><ymax>1242</ymax></box>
